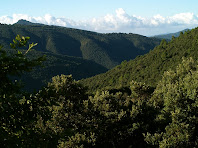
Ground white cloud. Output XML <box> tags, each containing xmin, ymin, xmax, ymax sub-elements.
<box><xmin>0</xmin><ymin>9</ymin><xmax>198</xmax><ymax>36</ymax></box>
<box><xmin>169</xmin><ymin>13</ymin><xmax>194</xmax><ymax>24</ymax></box>
<box><xmin>167</xmin><ymin>12</ymin><xmax>198</xmax><ymax>25</ymax></box>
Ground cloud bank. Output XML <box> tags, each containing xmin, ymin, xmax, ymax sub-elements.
<box><xmin>0</xmin><ymin>8</ymin><xmax>198</xmax><ymax>36</ymax></box>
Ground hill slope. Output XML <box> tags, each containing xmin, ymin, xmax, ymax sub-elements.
<box><xmin>20</xmin><ymin>51</ymin><xmax>107</xmax><ymax>90</ymax></box>
<box><xmin>0</xmin><ymin>20</ymin><xmax>161</xmax><ymax>69</ymax></box>
<box><xmin>153</xmin><ymin>29</ymin><xmax>190</xmax><ymax>40</ymax></box>
<box><xmin>0</xmin><ymin>21</ymin><xmax>161</xmax><ymax>91</ymax></box>
<box><xmin>80</xmin><ymin>28</ymin><xmax>198</xmax><ymax>92</ymax></box>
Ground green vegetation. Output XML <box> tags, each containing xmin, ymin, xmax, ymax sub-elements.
<box><xmin>1</xmin><ymin>26</ymin><xmax>198</xmax><ymax>147</ymax></box>
<box><xmin>1</xmin><ymin>20</ymin><xmax>160</xmax><ymax>69</ymax></box>
<box><xmin>81</xmin><ymin>28</ymin><xmax>198</xmax><ymax>92</ymax></box>
<box><xmin>0</xmin><ymin>35</ymin><xmax>50</xmax><ymax>147</ymax></box>
<box><xmin>20</xmin><ymin>51</ymin><xmax>108</xmax><ymax>91</ymax></box>
<box><xmin>0</xmin><ymin>21</ymin><xmax>161</xmax><ymax>91</ymax></box>
<box><xmin>145</xmin><ymin>57</ymin><xmax>198</xmax><ymax>147</ymax></box>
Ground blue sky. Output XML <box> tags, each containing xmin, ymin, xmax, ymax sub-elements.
<box><xmin>1</xmin><ymin>0</ymin><xmax>198</xmax><ymax>36</ymax></box>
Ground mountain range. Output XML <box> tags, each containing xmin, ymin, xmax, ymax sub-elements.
<box><xmin>0</xmin><ymin>20</ymin><xmax>161</xmax><ymax>69</ymax></box>
<box><xmin>0</xmin><ymin>20</ymin><xmax>161</xmax><ymax>90</ymax></box>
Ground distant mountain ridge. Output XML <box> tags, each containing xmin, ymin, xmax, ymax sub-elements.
<box><xmin>153</xmin><ymin>29</ymin><xmax>190</xmax><ymax>40</ymax></box>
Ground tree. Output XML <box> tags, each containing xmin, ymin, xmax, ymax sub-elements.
<box><xmin>0</xmin><ymin>35</ymin><xmax>53</xmax><ymax>147</ymax></box>
<box><xmin>57</xmin><ymin>80</ymin><xmax>156</xmax><ymax>148</ymax></box>
<box><xmin>146</xmin><ymin>57</ymin><xmax>198</xmax><ymax>147</ymax></box>
<box><xmin>38</xmin><ymin>74</ymin><xmax>89</xmax><ymax>146</ymax></box>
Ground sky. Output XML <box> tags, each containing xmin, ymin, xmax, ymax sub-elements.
<box><xmin>0</xmin><ymin>0</ymin><xmax>198</xmax><ymax>36</ymax></box>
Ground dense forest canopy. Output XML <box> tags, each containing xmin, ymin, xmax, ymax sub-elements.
<box><xmin>1</xmin><ymin>25</ymin><xmax>198</xmax><ymax>147</ymax></box>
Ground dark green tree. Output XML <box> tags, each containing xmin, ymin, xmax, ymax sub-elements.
<box><xmin>0</xmin><ymin>35</ymin><xmax>54</xmax><ymax>147</ymax></box>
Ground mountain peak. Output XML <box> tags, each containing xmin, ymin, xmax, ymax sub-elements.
<box><xmin>15</xmin><ymin>19</ymin><xmax>44</xmax><ymax>26</ymax></box>
<box><xmin>16</xmin><ymin>19</ymin><xmax>34</xmax><ymax>25</ymax></box>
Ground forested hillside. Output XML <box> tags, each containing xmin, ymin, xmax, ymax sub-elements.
<box><xmin>1</xmin><ymin>34</ymin><xmax>198</xmax><ymax>147</ymax></box>
<box><xmin>81</xmin><ymin>28</ymin><xmax>198</xmax><ymax>92</ymax></box>
<box><xmin>0</xmin><ymin>20</ymin><xmax>161</xmax><ymax>91</ymax></box>
<box><xmin>20</xmin><ymin>50</ymin><xmax>108</xmax><ymax>90</ymax></box>
<box><xmin>0</xmin><ymin>20</ymin><xmax>160</xmax><ymax>69</ymax></box>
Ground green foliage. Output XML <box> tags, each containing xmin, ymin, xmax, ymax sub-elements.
<box><xmin>0</xmin><ymin>35</ymin><xmax>44</xmax><ymax>93</ymax></box>
<box><xmin>44</xmin><ymin>75</ymin><xmax>156</xmax><ymax>147</ymax></box>
<box><xmin>32</xmin><ymin>75</ymin><xmax>89</xmax><ymax>146</ymax></box>
<box><xmin>58</xmin><ymin>132</ymin><xmax>96</xmax><ymax>148</ymax></box>
<box><xmin>21</xmin><ymin>52</ymin><xmax>108</xmax><ymax>91</ymax></box>
<box><xmin>81</xmin><ymin>27</ymin><xmax>198</xmax><ymax>92</ymax></box>
<box><xmin>2</xmin><ymin>32</ymin><xmax>198</xmax><ymax>148</ymax></box>
<box><xmin>145</xmin><ymin>58</ymin><xmax>198</xmax><ymax>147</ymax></box>
<box><xmin>1</xmin><ymin>34</ymin><xmax>158</xmax><ymax>148</ymax></box>
<box><xmin>0</xmin><ymin>35</ymin><xmax>54</xmax><ymax>147</ymax></box>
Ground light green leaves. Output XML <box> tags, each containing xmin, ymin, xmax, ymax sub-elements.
<box><xmin>10</xmin><ymin>34</ymin><xmax>37</xmax><ymax>55</ymax></box>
